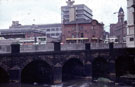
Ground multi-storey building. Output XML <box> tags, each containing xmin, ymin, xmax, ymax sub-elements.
<box><xmin>62</xmin><ymin>20</ymin><xmax>104</xmax><ymax>43</ymax></box>
<box><xmin>110</xmin><ymin>7</ymin><xmax>127</xmax><ymax>43</ymax></box>
<box><xmin>61</xmin><ymin>0</ymin><xmax>93</xmax><ymax>24</ymax></box>
<box><xmin>126</xmin><ymin>0</ymin><xmax>135</xmax><ymax>47</ymax></box>
<box><xmin>10</xmin><ymin>21</ymin><xmax>62</xmax><ymax>39</ymax></box>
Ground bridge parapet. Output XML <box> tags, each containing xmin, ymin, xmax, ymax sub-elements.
<box><xmin>20</xmin><ymin>43</ymin><xmax>54</xmax><ymax>52</ymax></box>
<box><xmin>61</xmin><ymin>43</ymin><xmax>85</xmax><ymax>51</ymax></box>
<box><xmin>91</xmin><ymin>43</ymin><xmax>126</xmax><ymax>49</ymax></box>
<box><xmin>0</xmin><ymin>43</ymin><xmax>127</xmax><ymax>54</ymax></box>
<box><xmin>91</xmin><ymin>43</ymin><xmax>109</xmax><ymax>49</ymax></box>
<box><xmin>113</xmin><ymin>43</ymin><xmax>126</xmax><ymax>48</ymax></box>
<box><xmin>0</xmin><ymin>45</ymin><xmax>11</xmax><ymax>54</ymax></box>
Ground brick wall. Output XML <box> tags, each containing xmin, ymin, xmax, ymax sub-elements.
<box><xmin>62</xmin><ymin>20</ymin><xmax>104</xmax><ymax>43</ymax></box>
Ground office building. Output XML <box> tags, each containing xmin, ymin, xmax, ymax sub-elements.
<box><xmin>61</xmin><ymin>0</ymin><xmax>93</xmax><ymax>24</ymax></box>
<box><xmin>9</xmin><ymin>21</ymin><xmax>62</xmax><ymax>39</ymax></box>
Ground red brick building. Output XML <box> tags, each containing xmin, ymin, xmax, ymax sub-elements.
<box><xmin>62</xmin><ymin>20</ymin><xmax>104</xmax><ymax>43</ymax></box>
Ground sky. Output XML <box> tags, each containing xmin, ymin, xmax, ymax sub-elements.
<box><xmin>0</xmin><ymin>0</ymin><xmax>127</xmax><ymax>32</ymax></box>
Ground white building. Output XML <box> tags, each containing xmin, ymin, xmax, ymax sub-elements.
<box><xmin>10</xmin><ymin>21</ymin><xmax>62</xmax><ymax>39</ymax></box>
<box><xmin>126</xmin><ymin>0</ymin><xmax>135</xmax><ymax>47</ymax></box>
<box><xmin>61</xmin><ymin>0</ymin><xmax>93</xmax><ymax>24</ymax></box>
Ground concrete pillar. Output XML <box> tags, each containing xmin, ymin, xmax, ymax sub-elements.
<box><xmin>54</xmin><ymin>42</ymin><xmax>61</xmax><ymax>52</ymax></box>
<box><xmin>109</xmin><ymin>43</ymin><xmax>116</xmax><ymax>81</ymax></box>
<box><xmin>84</xmin><ymin>43</ymin><xmax>92</xmax><ymax>79</ymax></box>
<box><xmin>9</xmin><ymin>66</ymin><xmax>21</xmax><ymax>83</ymax></box>
<box><xmin>11</xmin><ymin>44</ymin><xmax>20</xmax><ymax>54</ymax></box>
<box><xmin>109</xmin><ymin>42</ymin><xmax>114</xmax><ymax>56</ymax></box>
<box><xmin>85</xmin><ymin>43</ymin><xmax>91</xmax><ymax>51</ymax></box>
<box><xmin>84</xmin><ymin>61</ymin><xmax>92</xmax><ymax>80</ymax></box>
<box><xmin>109</xmin><ymin>60</ymin><xmax>116</xmax><ymax>81</ymax></box>
<box><xmin>53</xmin><ymin>63</ymin><xmax>62</xmax><ymax>84</ymax></box>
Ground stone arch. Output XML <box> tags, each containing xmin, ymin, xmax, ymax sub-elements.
<box><xmin>115</xmin><ymin>55</ymin><xmax>135</xmax><ymax>77</ymax></box>
<box><xmin>0</xmin><ymin>66</ymin><xmax>9</xmax><ymax>83</ymax></box>
<box><xmin>62</xmin><ymin>55</ymin><xmax>85</xmax><ymax>66</ymax></box>
<box><xmin>92</xmin><ymin>56</ymin><xmax>109</xmax><ymax>79</ymax></box>
<box><xmin>0</xmin><ymin>62</ymin><xmax>9</xmax><ymax>72</ymax></box>
<box><xmin>62</xmin><ymin>58</ymin><xmax>85</xmax><ymax>81</ymax></box>
<box><xmin>21</xmin><ymin>59</ymin><xmax>53</xmax><ymax>84</ymax></box>
<box><xmin>21</xmin><ymin>56</ymin><xmax>53</xmax><ymax>70</ymax></box>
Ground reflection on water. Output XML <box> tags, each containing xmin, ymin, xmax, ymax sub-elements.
<box><xmin>0</xmin><ymin>79</ymin><xmax>132</xmax><ymax>87</ymax></box>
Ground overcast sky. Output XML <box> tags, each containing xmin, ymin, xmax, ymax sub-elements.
<box><xmin>0</xmin><ymin>0</ymin><xmax>127</xmax><ymax>32</ymax></box>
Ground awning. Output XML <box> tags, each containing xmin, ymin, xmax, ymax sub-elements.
<box><xmin>91</xmin><ymin>37</ymin><xmax>98</xmax><ymax>40</ymax></box>
<box><xmin>66</xmin><ymin>38</ymin><xmax>89</xmax><ymax>40</ymax></box>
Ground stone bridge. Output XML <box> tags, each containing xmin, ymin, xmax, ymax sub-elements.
<box><xmin>0</xmin><ymin>43</ymin><xmax>134</xmax><ymax>84</ymax></box>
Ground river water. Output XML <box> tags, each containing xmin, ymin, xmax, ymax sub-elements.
<box><xmin>0</xmin><ymin>79</ymin><xmax>132</xmax><ymax>87</ymax></box>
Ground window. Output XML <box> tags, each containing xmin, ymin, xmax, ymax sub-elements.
<box><xmin>39</xmin><ymin>38</ymin><xmax>46</xmax><ymax>41</ymax></box>
<box><xmin>51</xmin><ymin>28</ymin><xmax>55</xmax><ymax>31</ymax></box>
<box><xmin>79</xmin><ymin>26</ymin><xmax>83</xmax><ymax>30</ymax></box>
<box><xmin>47</xmin><ymin>34</ymin><xmax>50</xmax><ymax>37</ymax></box>
<box><xmin>115</xmin><ymin>39</ymin><xmax>118</xmax><ymax>42</ymax></box>
<box><xmin>130</xmin><ymin>37</ymin><xmax>134</xmax><ymax>41</ymax></box>
<box><xmin>92</xmin><ymin>35</ymin><xmax>95</xmax><ymax>37</ymax></box>
<box><xmin>51</xmin><ymin>33</ymin><xmax>55</xmax><ymax>36</ymax></box>
<box><xmin>47</xmin><ymin>29</ymin><xmax>50</xmax><ymax>31</ymax></box>
<box><xmin>81</xmin><ymin>33</ymin><xmax>84</xmax><ymax>37</ymax></box>
<box><xmin>56</xmin><ymin>33</ymin><xmax>60</xmax><ymax>36</ymax></box>
<box><xmin>72</xmin><ymin>34</ymin><xmax>75</xmax><ymax>38</ymax></box>
<box><xmin>91</xmin><ymin>26</ymin><xmax>94</xmax><ymax>30</ymax></box>
<box><xmin>56</xmin><ymin>28</ymin><xmax>59</xmax><ymax>31</ymax></box>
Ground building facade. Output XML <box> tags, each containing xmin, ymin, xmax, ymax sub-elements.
<box><xmin>61</xmin><ymin>0</ymin><xmax>93</xmax><ymax>24</ymax></box>
<box><xmin>0</xmin><ymin>28</ymin><xmax>45</xmax><ymax>39</ymax></box>
<box><xmin>62</xmin><ymin>20</ymin><xmax>104</xmax><ymax>43</ymax></box>
<box><xmin>110</xmin><ymin>7</ymin><xmax>127</xmax><ymax>43</ymax></box>
<box><xmin>126</xmin><ymin>0</ymin><xmax>135</xmax><ymax>47</ymax></box>
<box><xmin>10</xmin><ymin>21</ymin><xmax>62</xmax><ymax>39</ymax></box>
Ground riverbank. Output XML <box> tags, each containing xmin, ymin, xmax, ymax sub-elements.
<box><xmin>0</xmin><ymin>79</ymin><xmax>133</xmax><ymax>87</ymax></box>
